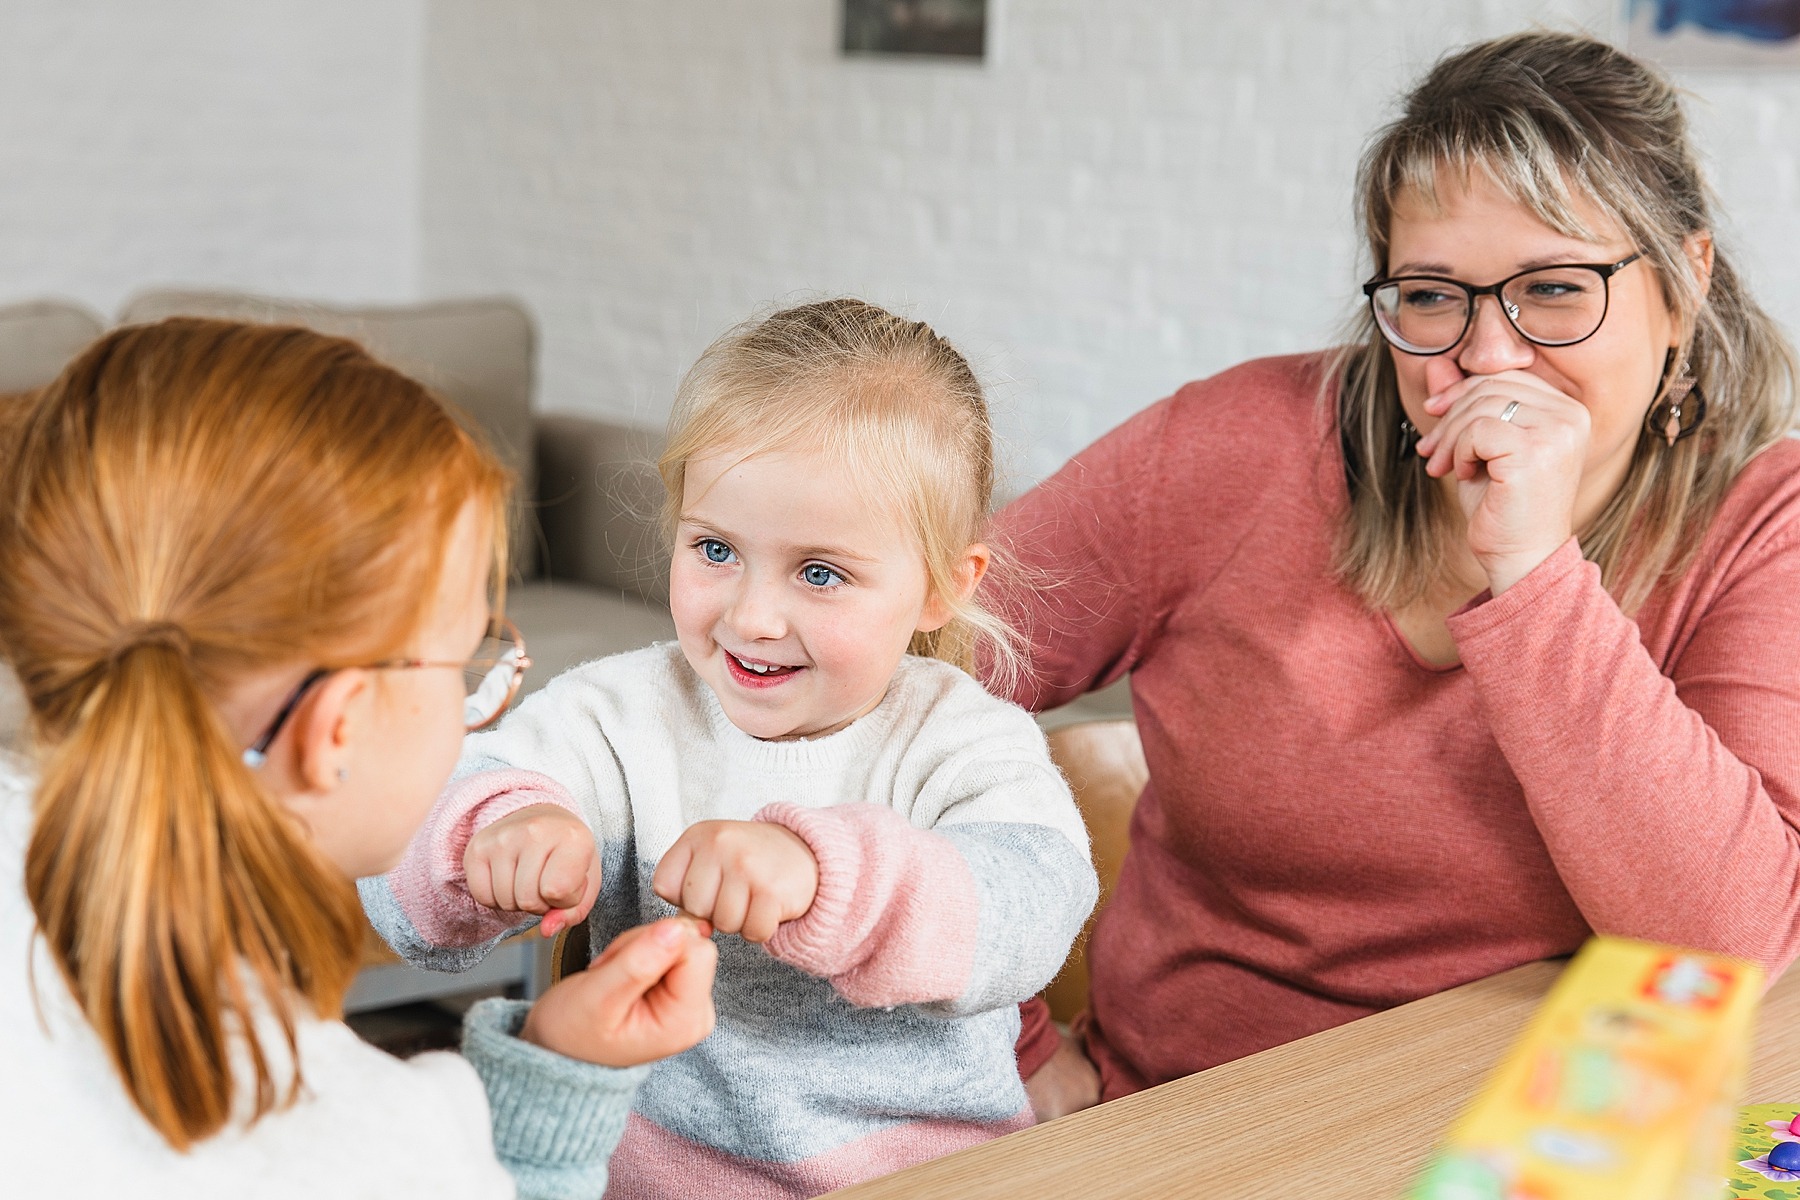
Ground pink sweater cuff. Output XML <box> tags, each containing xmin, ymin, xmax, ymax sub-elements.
<box><xmin>387</xmin><ymin>768</ymin><xmax>583</xmax><ymax>946</ymax></box>
<box><xmin>755</xmin><ymin>802</ymin><xmax>979</xmax><ymax>1008</ymax></box>
<box><xmin>1447</xmin><ymin>537</ymin><xmax>1590</xmax><ymax>637</ymax></box>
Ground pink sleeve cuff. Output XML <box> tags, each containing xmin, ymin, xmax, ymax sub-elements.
<box><xmin>1447</xmin><ymin>537</ymin><xmax>1590</xmax><ymax>638</ymax></box>
<box><xmin>756</xmin><ymin>802</ymin><xmax>979</xmax><ymax>1008</ymax></box>
<box><xmin>387</xmin><ymin>768</ymin><xmax>583</xmax><ymax>947</ymax></box>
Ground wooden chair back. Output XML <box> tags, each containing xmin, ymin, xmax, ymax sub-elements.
<box><xmin>1042</xmin><ymin>720</ymin><xmax>1147</xmax><ymax>1025</ymax></box>
<box><xmin>549</xmin><ymin>917</ymin><xmax>592</xmax><ymax>985</ymax></box>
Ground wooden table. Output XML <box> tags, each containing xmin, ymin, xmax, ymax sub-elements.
<box><xmin>826</xmin><ymin>962</ymin><xmax>1800</xmax><ymax>1199</ymax></box>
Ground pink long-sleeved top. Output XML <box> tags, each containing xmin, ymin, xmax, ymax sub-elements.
<box><xmin>1002</xmin><ymin>353</ymin><xmax>1800</xmax><ymax>1100</ymax></box>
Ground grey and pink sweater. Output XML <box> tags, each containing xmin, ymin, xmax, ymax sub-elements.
<box><xmin>361</xmin><ymin>643</ymin><xmax>1096</xmax><ymax>1198</ymax></box>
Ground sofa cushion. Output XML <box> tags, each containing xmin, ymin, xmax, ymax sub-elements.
<box><xmin>535</xmin><ymin>414</ymin><xmax>670</xmax><ymax>603</ymax></box>
<box><xmin>118</xmin><ymin>290</ymin><xmax>540</xmax><ymax>575</ymax></box>
<box><xmin>0</xmin><ymin>299</ymin><xmax>106</xmax><ymax>394</ymax></box>
<box><xmin>0</xmin><ymin>667</ymin><xmax>23</xmax><ymax>753</ymax></box>
<box><xmin>505</xmin><ymin>580</ymin><xmax>677</xmax><ymax>694</ymax></box>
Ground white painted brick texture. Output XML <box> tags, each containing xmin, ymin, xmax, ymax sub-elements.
<box><xmin>0</xmin><ymin>0</ymin><xmax>424</xmax><ymax>318</ymax></box>
<box><xmin>420</xmin><ymin>0</ymin><xmax>1800</xmax><ymax>482</ymax></box>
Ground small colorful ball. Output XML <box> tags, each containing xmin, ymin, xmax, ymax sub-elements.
<box><xmin>1789</xmin><ymin>1111</ymin><xmax>1800</xmax><ymax>1136</ymax></box>
<box><xmin>1769</xmin><ymin>1140</ymin><xmax>1800</xmax><ymax>1172</ymax></box>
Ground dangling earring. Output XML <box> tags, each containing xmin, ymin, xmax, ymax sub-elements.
<box><xmin>1646</xmin><ymin>347</ymin><xmax>1707</xmax><ymax>447</ymax></box>
<box><xmin>1398</xmin><ymin>417</ymin><xmax>1420</xmax><ymax>456</ymax></box>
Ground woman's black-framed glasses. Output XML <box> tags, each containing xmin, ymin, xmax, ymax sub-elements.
<box><xmin>242</xmin><ymin>617</ymin><xmax>531</xmax><ymax>768</ymax></box>
<box><xmin>1362</xmin><ymin>253</ymin><xmax>1643</xmax><ymax>356</ymax></box>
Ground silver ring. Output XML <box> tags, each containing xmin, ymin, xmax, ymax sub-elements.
<box><xmin>1499</xmin><ymin>400</ymin><xmax>1522</xmax><ymax>424</ymax></box>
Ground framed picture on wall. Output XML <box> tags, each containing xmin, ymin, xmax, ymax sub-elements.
<box><xmin>1627</xmin><ymin>0</ymin><xmax>1800</xmax><ymax>67</ymax></box>
<box><xmin>842</xmin><ymin>0</ymin><xmax>987</xmax><ymax>59</ymax></box>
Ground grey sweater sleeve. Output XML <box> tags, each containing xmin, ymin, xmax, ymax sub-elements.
<box><xmin>461</xmin><ymin>998</ymin><xmax>647</xmax><ymax>1200</ymax></box>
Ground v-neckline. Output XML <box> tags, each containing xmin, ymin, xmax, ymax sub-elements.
<box><xmin>1380</xmin><ymin>608</ymin><xmax>1466</xmax><ymax>674</ymax></box>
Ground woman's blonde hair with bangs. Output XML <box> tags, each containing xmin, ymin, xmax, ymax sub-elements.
<box><xmin>0</xmin><ymin>318</ymin><xmax>510</xmax><ymax>1150</ymax></box>
<box><xmin>658</xmin><ymin>298</ymin><xmax>1022</xmax><ymax>691</ymax></box>
<box><xmin>1333</xmin><ymin>30</ymin><xmax>1799</xmax><ymax>614</ymax></box>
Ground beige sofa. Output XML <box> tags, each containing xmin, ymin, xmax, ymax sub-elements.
<box><xmin>0</xmin><ymin>292</ymin><xmax>686</xmax><ymax>752</ymax></box>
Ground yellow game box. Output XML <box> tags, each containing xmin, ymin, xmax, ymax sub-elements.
<box><xmin>1409</xmin><ymin>937</ymin><xmax>1763</xmax><ymax>1200</ymax></box>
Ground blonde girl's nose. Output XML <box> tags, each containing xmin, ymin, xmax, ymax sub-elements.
<box><xmin>724</xmin><ymin>574</ymin><xmax>788</xmax><ymax>641</ymax></box>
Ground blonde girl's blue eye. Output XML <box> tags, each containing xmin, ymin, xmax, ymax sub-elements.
<box><xmin>801</xmin><ymin>563</ymin><xmax>844</xmax><ymax>588</ymax></box>
<box><xmin>699</xmin><ymin>538</ymin><xmax>736</xmax><ymax>564</ymax></box>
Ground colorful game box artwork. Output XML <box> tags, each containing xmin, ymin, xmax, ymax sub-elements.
<box><xmin>1409</xmin><ymin>937</ymin><xmax>1764</xmax><ymax>1200</ymax></box>
<box><xmin>1725</xmin><ymin>1103</ymin><xmax>1800</xmax><ymax>1198</ymax></box>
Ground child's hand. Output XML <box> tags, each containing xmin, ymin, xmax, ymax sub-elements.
<box><xmin>651</xmin><ymin>820</ymin><xmax>819</xmax><ymax>943</ymax></box>
<box><xmin>521</xmin><ymin>916</ymin><xmax>718</xmax><ymax>1068</ymax></box>
<box><xmin>1024</xmin><ymin>1027</ymin><xmax>1102</xmax><ymax>1121</ymax></box>
<box><xmin>463</xmin><ymin>803</ymin><xmax>601</xmax><ymax>938</ymax></box>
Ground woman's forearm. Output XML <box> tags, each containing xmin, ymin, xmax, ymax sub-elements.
<box><xmin>1452</xmin><ymin>537</ymin><xmax>1800</xmax><ymax>973</ymax></box>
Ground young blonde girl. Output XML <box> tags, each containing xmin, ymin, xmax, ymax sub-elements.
<box><xmin>366</xmin><ymin>299</ymin><xmax>1099</xmax><ymax>1198</ymax></box>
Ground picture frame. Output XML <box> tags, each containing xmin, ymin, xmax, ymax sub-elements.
<box><xmin>842</xmin><ymin>0</ymin><xmax>988</xmax><ymax>60</ymax></box>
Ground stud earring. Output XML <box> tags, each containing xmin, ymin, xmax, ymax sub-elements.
<box><xmin>337</xmin><ymin>767</ymin><xmax>349</xmax><ymax>783</ymax></box>
<box><xmin>1647</xmin><ymin>348</ymin><xmax>1707</xmax><ymax>447</ymax></box>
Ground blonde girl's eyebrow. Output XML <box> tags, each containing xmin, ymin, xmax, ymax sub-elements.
<box><xmin>790</xmin><ymin>544</ymin><xmax>878</xmax><ymax>565</ymax></box>
<box><xmin>676</xmin><ymin>514</ymin><xmax>734</xmax><ymax>540</ymax></box>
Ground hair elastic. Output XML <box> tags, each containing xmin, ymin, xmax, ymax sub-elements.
<box><xmin>105</xmin><ymin>622</ymin><xmax>193</xmax><ymax>664</ymax></box>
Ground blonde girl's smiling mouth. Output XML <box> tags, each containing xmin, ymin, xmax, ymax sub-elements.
<box><xmin>723</xmin><ymin>649</ymin><xmax>805</xmax><ymax>689</ymax></box>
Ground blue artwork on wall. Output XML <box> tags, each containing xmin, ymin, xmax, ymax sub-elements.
<box><xmin>1628</xmin><ymin>0</ymin><xmax>1800</xmax><ymax>66</ymax></box>
<box><xmin>1636</xmin><ymin>0</ymin><xmax>1800</xmax><ymax>41</ymax></box>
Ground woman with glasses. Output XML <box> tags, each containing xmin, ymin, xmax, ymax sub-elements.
<box><xmin>1005</xmin><ymin>31</ymin><xmax>1800</xmax><ymax>1118</ymax></box>
<box><xmin>0</xmin><ymin>318</ymin><xmax>717</xmax><ymax>1196</ymax></box>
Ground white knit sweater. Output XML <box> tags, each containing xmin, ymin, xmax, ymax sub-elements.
<box><xmin>0</xmin><ymin>752</ymin><xmax>640</xmax><ymax>1199</ymax></box>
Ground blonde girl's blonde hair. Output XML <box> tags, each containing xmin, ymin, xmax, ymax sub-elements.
<box><xmin>0</xmin><ymin>318</ymin><xmax>510</xmax><ymax>1150</ymax></box>
<box><xmin>658</xmin><ymin>298</ymin><xmax>1022</xmax><ymax>689</ymax></box>
<box><xmin>1334</xmin><ymin>30</ymin><xmax>1800</xmax><ymax>614</ymax></box>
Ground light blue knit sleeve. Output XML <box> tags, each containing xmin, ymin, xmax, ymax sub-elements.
<box><xmin>462</xmin><ymin>997</ymin><xmax>647</xmax><ymax>1200</ymax></box>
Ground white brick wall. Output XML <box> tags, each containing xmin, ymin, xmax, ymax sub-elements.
<box><xmin>2</xmin><ymin>2</ymin><xmax>1795</xmax><ymax>483</ymax></box>
<box><xmin>419</xmin><ymin>0</ymin><xmax>1800</xmax><ymax>482</ymax></box>
<box><xmin>0</xmin><ymin>0</ymin><xmax>424</xmax><ymax>318</ymax></box>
